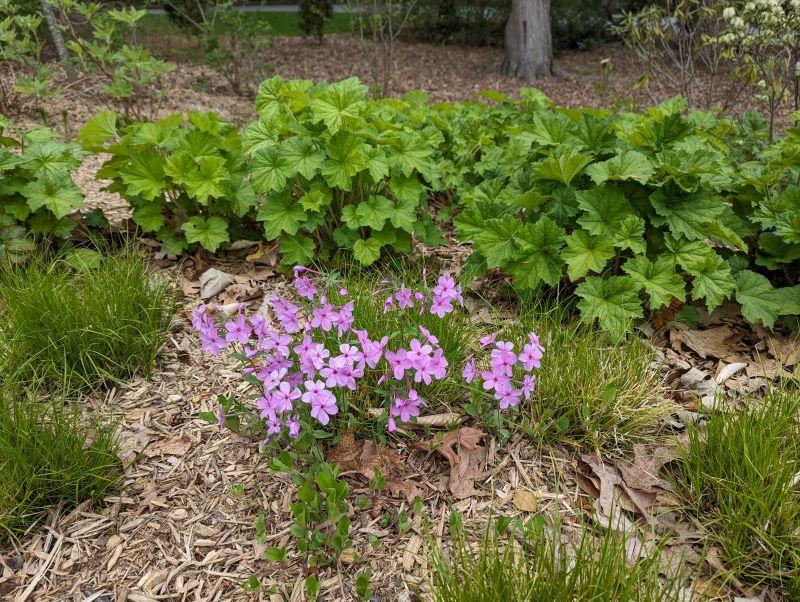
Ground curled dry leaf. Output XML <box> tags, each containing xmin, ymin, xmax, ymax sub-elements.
<box><xmin>512</xmin><ymin>489</ymin><xmax>538</xmax><ymax>512</ymax></box>
<box><xmin>326</xmin><ymin>432</ymin><xmax>425</xmax><ymax>503</ymax></box>
<box><xmin>412</xmin><ymin>427</ymin><xmax>490</xmax><ymax>500</ymax></box>
<box><xmin>198</xmin><ymin>268</ymin><xmax>235</xmax><ymax>300</ymax></box>
<box><xmin>670</xmin><ymin>324</ymin><xmax>748</xmax><ymax>363</ymax></box>
<box><xmin>143</xmin><ymin>435</ymin><xmax>193</xmax><ymax>458</ymax></box>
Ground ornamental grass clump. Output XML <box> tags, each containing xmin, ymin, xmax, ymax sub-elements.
<box><xmin>0</xmin><ymin>379</ymin><xmax>121</xmax><ymax>541</ymax></box>
<box><xmin>0</xmin><ymin>246</ymin><xmax>176</xmax><ymax>391</ymax></box>
<box><xmin>193</xmin><ymin>267</ymin><xmax>544</xmax><ymax>443</ymax></box>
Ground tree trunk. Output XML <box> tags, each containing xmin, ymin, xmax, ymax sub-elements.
<box><xmin>39</xmin><ymin>0</ymin><xmax>76</xmax><ymax>82</ymax></box>
<box><xmin>502</xmin><ymin>0</ymin><xmax>552</xmax><ymax>80</ymax></box>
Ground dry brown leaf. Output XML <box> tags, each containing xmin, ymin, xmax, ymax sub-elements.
<box><xmin>216</xmin><ymin>282</ymin><xmax>262</xmax><ymax>305</ymax></box>
<box><xmin>326</xmin><ymin>432</ymin><xmax>424</xmax><ymax>503</ymax></box>
<box><xmin>615</xmin><ymin>444</ymin><xmax>677</xmax><ymax>494</ymax></box>
<box><xmin>670</xmin><ymin>325</ymin><xmax>748</xmax><ymax>363</ymax></box>
<box><xmin>767</xmin><ymin>335</ymin><xmax>800</xmax><ymax>367</ymax></box>
<box><xmin>198</xmin><ymin>268</ymin><xmax>234</xmax><ymax>300</ymax></box>
<box><xmin>143</xmin><ymin>435</ymin><xmax>193</xmax><ymax>458</ymax></box>
<box><xmin>512</xmin><ymin>489</ymin><xmax>537</xmax><ymax>512</ymax></box>
<box><xmin>413</xmin><ymin>427</ymin><xmax>490</xmax><ymax>500</ymax></box>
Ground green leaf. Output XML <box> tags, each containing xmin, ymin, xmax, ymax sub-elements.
<box><xmin>389</xmin><ymin>175</ymin><xmax>424</xmax><ymax>204</ymax></box>
<box><xmin>364</xmin><ymin>146</ymin><xmax>389</xmax><ymax>182</ymax></box>
<box><xmin>775</xmin><ymin>285</ymin><xmax>800</xmax><ymax>315</ymax></box>
<box><xmin>354</xmin><ymin>195</ymin><xmax>393</xmax><ymax>230</ymax></box>
<box><xmin>323</xmin><ymin>132</ymin><xmax>366</xmax><ymax>191</ymax></box>
<box><xmin>664</xmin><ymin>235</ymin><xmax>717</xmax><ymax>270</ymax></box>
<box><xmin>576</xmin><ymin>186</ymin><xmax>634</xmax><ymax>237</ymax></box>
<box><xmin>734</xmin><ymin>270</ymin><xmax>783</xmax><ymax>329</ymax></box>
<box><xmin>562</xmin><ymin>229</ymin><xmax>614</xmax><ymax>280</ymax></box>
<box><xmin>389</xmin><ymin>196</ymin><xmax>417</xmax><ymax>232</ymax></box>
<box><xmin>64</xmin><ymin>248</ymin><xmax>102</xmax><ymax>271</ymax></box>
<box><xmin>585</xmin><ymin>150</ymin><xmax>654</xmax><ymax>186</ymax></box>
<box><xmin>504</xmin><ymin>216</ymin><xmax>565</xmax><ymax>287</ymax></box>
<box><xmin>227</xmin><ymin>178</ymin><xmax>258</xmax><ymax>217</ymax></box>
<box><xmin>685</xmin><ymin>254</ymin><xmax>735</xmax><ymax>312</ymax></box>
<box><xmin>533</xmin><ymin>151</ymin><xmax>592</xmax><ymax>186</ymax></box>
<box><xmin>353</xmin><ymin>237</ymin><xmax>382</xmax><ymax>265</ymax></box>
<box><xmin>280</xmin><ymin>137</ymin><xmax>325</xmax><ymax>180</ymax></box>
<box><xmin>181</xmin><ymin>216</ymin><xmax>230</xmax><ymax>253</ymax></box>
<box><xmin>280</xmin><ymin>233</ymin><xmax>315</xmax><ymax>265</ymax></box>
<box><xmin>257</xmin><ymin>191</ymin><xmax>306</xmax><ymax>239</ymax></box>
<box><xmin>612</xmin><ymin>215</ymin><xmax>647</xmax><ymax>254</ymax></box>
<box><xmin>119</xmin><ymin>151</ymin><xmax>167</xmax><ymax>201</ymax></box>
<box><xmin>132</xmin><ymin>202</ymin><xmax>165</xmax><ymax>232</ymax></box>
<box><xmin>474</xmin><ymin>218</ymin><xmax>522</xmax><ymax>268</ymax></box>
<box><xmin>311</xmin><ymin>78</ymin><xmax>367</xmax><ymax>134</ymax></box>
<box><xmin>622</xmin><ymin>255</ymin><xmax>686</xmax><ymax>310</ymax></box>
<box><xmin>649</xmin><ymin>189</ymin><xmax>723</xmax><ymax>241</ymax></box>
<box><xmin>23</xmin><ymin>174</ymin><xmax>83</xmax><ymax>218</ymax></box>
<box><xmin>251</xmin><ymin>146</ymin><xmax>293</xmax><ymax>194</ymax></box>
<box><xmin>299</xmin><ymin>182</ymin><xmax>331</xmax><ymax>212</ymax></box>
<box><xmin>182</xmin><ymin>155</ymin><xmax>228</xmax><ymax>204</ymax></box>
<box><xmin>77</xmin><ymin>110</ymin><xmax>117</xmax><ymax>151</ymax></box>
<box><xmin>265</xmin><ymin>547</ymin><xmax>287</xmax><ymax>562</ymax></box>
<box><xmin>576</xmin><ymin>275</ymin><xmax>643</xmax><ymax>340</ymax></box>
<box><xmin>387</xmin><ymin>132</ymin><xmax>432</xmax><ymax>177</ymax></box>
<box><xmin>242</xmin><ymin>118</ymin><xmax>280</xmax><ymax>156</ymax></box>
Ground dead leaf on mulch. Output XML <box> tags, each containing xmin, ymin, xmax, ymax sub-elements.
<box><xmin>198</xmin><ymin>268</ymin><xmax>235</xmax><ymax>300</ymax></box>
<box><xmin>512</xmin><ymin>489</ymin><xmax>538</xmax><ymax>512</ymax></box>
<box><xmin>412</xmin><ymin>427</ymin><xmax>490</xmax><ymax>500</ymax></box>
<box><xmin>143</xmin><ymin>435</ymin><xmax>194</xmax><ymax>458</ymax></box>
<box><xmin>580</xmin><ymin>446</ymin><xmax>679</xmax><ymax>528</ymax></box>
<box><xmin>767</xmin><ymin>335</ymin><xmax>800</xmax><ymax>367</ymax></box>
<box><xmin>216</xmin><ymin>282</ymin><xmax>263</xmax><ymax>305</ymax></box>
<box><xmin>670</xmin><ymin>324</ymin><xmax>748</xmax><ymax>363</ymax></box>
<box><xmin>326</xmin><ymin>432</ymin><xmax>425</xmax><ymax>502</ymax></box>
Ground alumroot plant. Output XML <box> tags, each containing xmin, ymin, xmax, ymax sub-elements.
<box><xmin>193</xmin><ymin>267</ymin><xmax>544</xmax><ymax>444</ymax></box>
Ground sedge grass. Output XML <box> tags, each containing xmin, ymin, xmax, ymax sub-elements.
<box><xmin>0</xmin><ymin>245</ymin><xmax>176</xmax><ymax>392</ymax></box>
<box><xmin>0</xmin><ymin>378</ymin><xmax>121</xmax><ymax>541</ymax></box>
<box><xmin>430</xmin><ymin>514</ymin><xmax>687</xmax><ymax>601</ymax></box>
<box><xmin>677</xmin><ymin>385</ymin><xmax>800</xmax><ymax>596</ymax></box>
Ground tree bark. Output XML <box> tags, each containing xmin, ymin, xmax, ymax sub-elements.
<box><xmin>502</xmin><ymin>0</ymin><xmax>552</xmax><ymax>80</ymax></box>
<box><xmin>39</xmin><ymin>0</ymin><xmax>76</xmax><ymax>82</ymax></box>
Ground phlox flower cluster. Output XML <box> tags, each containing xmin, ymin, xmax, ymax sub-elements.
<box><xmin>192</xmin><ymin>266</ymin><xmax>545</xmax><ymax>443</ymax></box>
<box><xmin>462</xmin><ymin>332</ymin><xmax>545</xmax><ymax>410</ymax></box>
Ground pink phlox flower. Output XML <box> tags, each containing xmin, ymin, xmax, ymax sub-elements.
<box><xmin>200</xmin><ymin>330</ymin><xmax>226</xmax><ymax>355</ymax></box>
<box><xmin>265</xmin><ymin>415</ymin><xmax>282</xmax><ymax>435</ymax></box>
<box><xmin>249</xmin><ymin>314</ymin><xmax>271</xmax><ymax>339</ymax></box>
<box><xmin>390</xmin><ymin>389</ymin><xmax>425</xmax><ymax>423</ymax></box>
<box><xmin>339</xmin><ymin>287</ymin><xmax>349</xmax><ymax>297</ymax></box>
<box><xmin>305</xmin><ymin>343</ymin><xmax>330</xmax><ymax>370</ymax></box>
<box><xmin>293</xmin><ymin>265</ymin><xmax>307</xmax><ymax>278</ymax></box>
<box><xmin>256</xmin><ymin>393</ymin><xmax>277</xmax><ymax>420</ymax></box>
<box><xmin>270</xmin><ymin>297</ymin><xmax>301</xmax><ymax>333</ymax></box>
<box><xmin>520</xmin><ymin>374</ymin><xmax>536</xmax><ymax>400</ymax></box>
<box><xmin>394</xmin><ymin>284</ymin><xmax>414</xmax><ymax>309</ymax></box>
<box><xmin>309</xmin><ymin>389</ymin><xmax>338</xmax><ymax>426</ymax></box>
<box><xmin>481</xmin><ymin>369</ymin><xmax>510</xmax><ymax>392</ymax></box>
<box><xmin>360</xmin><ymin>335</ymin><xmax>387</xmax><ymax>368</ymax></box>
<box><xmin>480</xmin><ymin>332</ymin><xmax>498</xmax><ymax>348</ymax></box>
<box><xmin>383</xmin><ymin>295</ymin><xmax>394</xmax><ymax>314</ymax></box>
<box><xmin>385</xmin><ymin>348</ymin><xmax>412</xmax><ymax>380</ymax></box>
<box><xmin>320</xmin><ymin>356</ymin><xmax>354</xmax><ymax>388</ymax></box>
<box><xmin>519</xmin><ymin>341</ymin><xmax>544</xmax><ymax>371</ymax></box>
<box><xmin>294</xmin><ymin>275</ymin><xmax>317</xmax><ymax>300</ymax></box>
<box><xmin>490</xmin><ymin>341</ymin><xmax>517</xmax><ymax>375</ymax></box>
<box><xmin>462</xmin><ymin>358</ymin><xmax>476</xmax><ymax>384</ymax></box>
<box><xmin>407</xmin><ymin>338</ymin><xmax>433</xmax><ymax>368</ymax></box>
<box><xmin>419</xmin><ymin>325</ymin><xmax>439</xmax><ymax>346</ymax></box>
<box><xmin>286</xmin><ymin>414</ymin><xmax>301</xmax><ymax>438</ymax></box>
<box><xmin>497</xmin><ymin>387</ymin><xmax>523</xmax><ymax>410</ymax></box>
<box><xmin>338</xmin><ymin>343</ymin><xmax>362</xmax><ymax>365</ymax></box>
<box><xmin>272</xmin><ymin>381</ymin><xmax>301</xmax><ymax>413</ymax></box>
<box><xmin>332</xmin><ymin>302</ymin><xmax>354</xmax><ymax>335</ymax></box>
<box><xmin>243</xmin><ymin>346</ymin><xmax>259</xmax><ymax>359</ymax></box>
<box><xmin>311</xmin><ymin>302</ymin><xmax>336</xmax><ymax>331</ymax></box>
<box><xmin>191</xmin><ymin>304</ymin><xmax>214</xmax><ymax>330</ymax></box>
<box><xmin>430</xmin><ymin>296</ymin><xmax>453</xmax><ymax>318</ymax></box>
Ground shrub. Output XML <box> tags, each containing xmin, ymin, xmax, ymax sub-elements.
<box><xmin>244</xmin><ymin>77</ymin><xmax>444</xmax><ymax>265</ymax></box>
<box><xmin>80</xmin><ymin>110</ymin><xmax>257</xmax><ymax>255</ymax></box>
<box><xmin>437</xmin><ymin>94</ymin><xmax>800</xmax><ymax>338</ymax></box>
<box><xmin>299</xmin><ymin>0</ymin><xmax>334</xmax><ymax>41</ymax></box>
<box><xmin>0</xmin><ymin>379</ymin><xmax>121</xmax><ymax>541</ymax></box>
<box><xmin>677</xmin><ymin>386</ymin><xmax>800</xmax><ymax>595</ymax></box>
<box><xmin>0</xmin><ymin>118</ymin><xmax>86</xmax><ymax>258</ymax></box>
<box><xmin>430</xmin><ymin>513</ymin><xmax>686</xmax><ymax>601</ymax></box>
<box><xmin>0</xmin><ymin>245</ymin><xmax>176</xmax><ymax>391</ymax></box>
